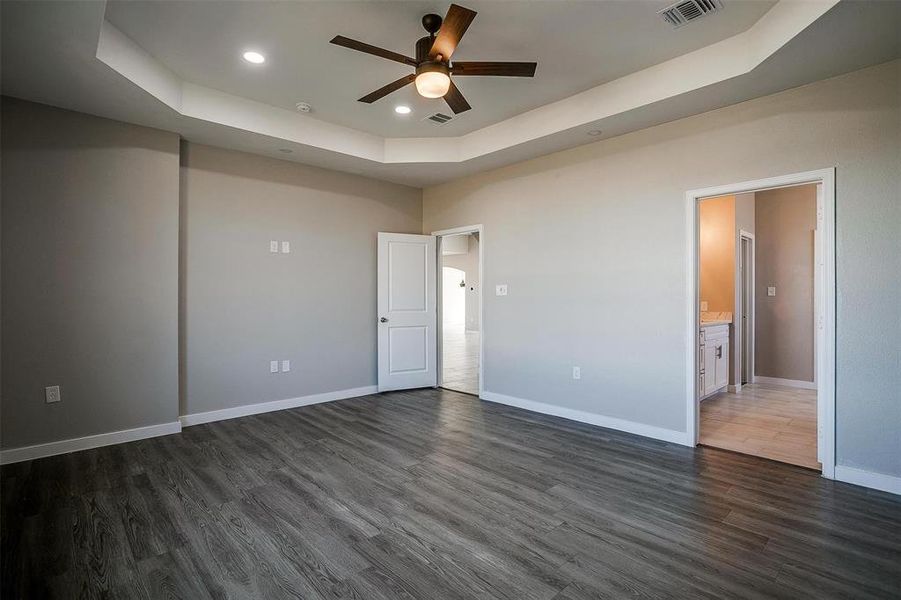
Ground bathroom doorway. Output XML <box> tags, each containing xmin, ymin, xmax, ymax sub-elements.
<box><xmin>687</xmin><ymin>170</ymin><xmax>835</xmax><ymax>477</ymax></box>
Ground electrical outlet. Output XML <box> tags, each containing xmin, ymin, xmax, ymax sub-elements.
<box><xmin>270</xmin><ymin>360</ymin><xmax>279</xmax><ymax>373</ymax></box>
<box><xmin>495</xmin><ymin>284</ymin><xmax>508</xmax><ymax>296</ymax></box>
<box><xmin>767</xmin><ymin>286</ymin><xmax>776</xmax><ymax>297</ymax></box>
<box><xmin>269</xmin><ymin>241</ymin><xmax>279</xmax><ymax>253</ymax></box>
<box><xmin>281</xmin><ymin>360</ymin><xmax>291</xmax><ymax>372</ymax></box>
<box><xmin>281</xmin><ymin>241</ymin><xmax>290</xmax><ymax>254</ymax></box>
<box><xmin>45</xmin><ymin>385</ymin><xmax>61</xmax><ymax>403</ymax></box>
<box><xmin>572</xmin><ymin>366</ymin><xmax>581</xmax><ymax>380</ymax></box>
<box><xmin>700</xmin><ymin>301</ymin><xmax>708</xmax><ymax>311</ymax></box>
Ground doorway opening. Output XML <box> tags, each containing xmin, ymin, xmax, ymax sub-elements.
<box><xmin>687</xmin><ymin>170</ymin><xmax>835</xmax><ymax>478</ymax></box>
<box><xmin>434</xmin><ymin>225</ymin><xmax>483</xmax><ymax>396</ymax></box>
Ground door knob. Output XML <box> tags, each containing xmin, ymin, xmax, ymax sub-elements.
<box><xmin>380</xmin><ymin>317</ymin><xmax>388</xmax><ymax>323</ymax></box>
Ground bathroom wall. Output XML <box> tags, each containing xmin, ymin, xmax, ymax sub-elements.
<box><xmin>754</xmin><ymin>185</ymin><xmax>817</xmax><ymax>383</ymax></box>
<box><xmin>699</xmin><ymin>195</ymin><xmax>735</xmax><ymax>313</ymax></box>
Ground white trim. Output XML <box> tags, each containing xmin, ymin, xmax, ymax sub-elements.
<box><xmin>180</xmin><ymin>385</ymin><xmax>377</xmax><ymax>427</ymax></box>
<box><xmin>482</xmin><ymin>391</ymin><xmax>691</xmax><ymax>446</ymax></box>
<box><xmin>686</xmin><ymin>168</ymin><xmax>836</xmax><ymax>480</ymax></box>
<box><xmin>753</xmin><ymin>376</ymin><xmax>817</xmax><ymax>390</ymax></box>
<box><xmin>432</xmin><ymin>224</ymin><xmax>484</xmax><ymax>398</ymax></box>
<box><xmin>737</xmin><ymin>230</ymin><xmax>755</xmax><ymax>391</ymax></box>
<box><xmin>835</xmin><ymin>466</ymin><xmax>901</xmax><ymax>496</ymax></box>
<box><xmin>0</xmin><ymin>421</ymin><xmax>182</xmax><ymax>465</ymax></box>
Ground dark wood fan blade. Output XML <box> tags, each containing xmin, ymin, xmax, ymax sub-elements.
<box><xmin>331</xmin><ymin>35</ymin><xmax>416</xmax><ymax>66</ymax></box>
<box><xmin>443</xmin><ymin>80</ymin><xmax>471</xmax><ymax>114</ymax></box>
<box><xmin>452</xmin><ymin>61</ymin><xmax>537</xmax><ymax>77</ymax></box>
<box><xmin>358</xmin><ymin>74</ymin><xmax>416</xmax><ymax>103</ymax></box>
<box><xmin>429</xmin><ymin>4</ymin><xmax>477</xmax><ymax>61</ymax></box>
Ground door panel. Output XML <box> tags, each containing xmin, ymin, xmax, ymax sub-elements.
<box><xmin>378</xmin><ymin>233</ymin><xmax>437</xmax><ymax>391</ymax></box>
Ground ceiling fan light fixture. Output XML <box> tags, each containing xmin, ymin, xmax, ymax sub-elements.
<box><xmin>415</xmin><ymin>62</ymin><xmax>451</xmax><ymax>99</ymax></box>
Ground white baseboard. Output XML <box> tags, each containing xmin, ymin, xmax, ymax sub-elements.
<box><xmin>835</xmin><ymin>465</ymin><xmax>901</xmax><ymax>496</ymax></box>
<box><xmin>481</xmin><ymin>391</ymin><xmax>691</xmax><ymax>446</ymax></box>
<box><xmin>753</xmin><ymin>376</ymin><xmax>816</xmax><ymax>390</ymax></box>
<box><xmin>180</xmin><ymin>385</ymin><xmax>378</xmax><ymax>427</ymax></box>
<box><xmin>0</xmin><ymin>421</ymin><xmax>182</xmax><ymax>465</ymax></box>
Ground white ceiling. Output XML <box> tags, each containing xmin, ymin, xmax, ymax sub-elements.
<box><xmin>104</xmin><ymin>0</ymin><xmax>777</xmax><ymax>138</ymax></box>
<box><xmin>1</xmin><ymin>1</ymin><xmax>899</xmax><ymax>187</ymax></box>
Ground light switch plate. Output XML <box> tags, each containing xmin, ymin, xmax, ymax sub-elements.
<box><xmin>281</xmin><ymin>360</ymin><xmax>291</xmax><ymax>372</ymax></box>
<box><xmin>495</xmin><ymin>284</ymin><xmax>508</xmax><ymax>296</ymax></box>
<box><xmin>45</xmin><ymin>385</ymin><xmax>61</xmax><ymax>404</ymax></box>
<box><xmin>269</xmin><ymin>241</ymin><xmax>279</xmax><ymax>253</ymax></box>
<box><xmin>572</xmin><ymin>367</ymin><xmax>581</xmax><ymax>380</ymax></box>
<box><xmin>270</xmin><ymin>360</ymin><xmax>279</xmax><ymax>373</ymax></box>
<box><xmin>700</xmin><ymin>301</ymin><xmax>708</xmax><ymax>311</ymax></box>
<box><xmin>281</xmin><ymin>241</ymin><xmax>290</xmax><ymax>254</ymax></box>
<box><xmin>767</xmin><ymin>286</ymin><xmax>776</xmax><ymax>297</ymax></box>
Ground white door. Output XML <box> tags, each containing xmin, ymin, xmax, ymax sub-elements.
<box><xmin>378</xmin><ymin>233</ymin><xmax>437</xmax><ymax>391</ymax></box>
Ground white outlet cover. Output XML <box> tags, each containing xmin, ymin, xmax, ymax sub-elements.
<box><xmin>269</xmin><ymin>240</ymin><xmax>279</xmax><ymax>253</ymax></box>
<box><xmin>700</xmin><ymin>301</ymin><xmax>708</xmax><ymax>311</ymax></box>
<box><xmin>572</xmin><ymin>367</ymin><xmax>581</xmax><ymax>380</ymax></box>
<box><xmin>281</xmin><ymin>241</ymin><xmax>290</xmax><ymax>254</ymax></box>
<box><xmin>281</xmin><ymin>360</ymin><xmax>291</xmax><ymax>372</ymax></box>
<box><xmin>270</xmin><ymin>360</ymin><xmax>279</xmax><ymax>373</ymax></box>
<box><xmin>45</xmin><ymin>385</ymin><xmax>61</xmax><ymax>403</ymax></box>
<box><xmin>767</xmin><ymin>286</ymin><xmax>776</xmax><ymax>297</ymax></box>
<box><xmin>495</xmin><ymin>284</ymin><xmax>508</xmax><ymax>296</ymax></box>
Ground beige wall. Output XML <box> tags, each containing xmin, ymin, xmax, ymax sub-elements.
<box><xmin>754</xmin><ymin>185</ymin><xmax>817</xmax><ymax>383</ymax></box>
<box><xmin>422</xmin><ymin>60</ymin><xmax>901</xmax><ymax>478</ymax></box>
<box><xmin>1</xmin><ymin>98</ymin><xmax>181</xmax><ymax>448</ymax></box>
<box><xmin>442</xmin><ymin>233</ymin><xmax>480</xmax><ymax>331</ymax></box>
<box><xmin>699</xmin><ymin>195</ymin><xmax>735</xmax><ymax>313</ymax></box>
<box><xmin>180</xmin><ymin>143</ymin><xmax>421</xmax><ymax>417</ymax></box>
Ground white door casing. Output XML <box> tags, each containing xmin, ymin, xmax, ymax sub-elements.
<box><xmin>377</xmin><ymin>233</ymin><xmax>437</xmax><ymax>391</ymax></box>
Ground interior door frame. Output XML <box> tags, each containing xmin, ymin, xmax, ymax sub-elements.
<box><xmin>736</xmin><ymin>230</ymin><xmax>755</xmax><ymax>389</ymax></box>
<box><xmin>685</xmin><ymin>169</ymin><xmax>835</xmax><ymax>478</ymax></box>
<box><xmin>431</xmin><ymin>224</ymin><xmax>484</xmax><ymax>398</ymax></box>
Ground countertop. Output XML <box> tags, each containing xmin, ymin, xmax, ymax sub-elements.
<box><xmin>700</xmin><ymin>320</ymin><xmax>732</xmax><ymax>328</ymax></box>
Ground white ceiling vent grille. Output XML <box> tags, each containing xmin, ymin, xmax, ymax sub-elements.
<box><xmin>424</xmin><ymin>112</ymin><xmax>453</xmax><ymax>125</ymax></box>
<box><xmin>659</xmin><ymin>0</ymin><xmax>723</xmax><ymax>28</ymax></box>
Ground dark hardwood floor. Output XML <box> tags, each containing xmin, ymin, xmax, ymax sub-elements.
<box><xmin>2</xmin><ymin>388</ymin><xmax>900</xmax><ymax>599</ymax></box>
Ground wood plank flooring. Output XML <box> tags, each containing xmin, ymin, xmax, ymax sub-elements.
<box><xmin>441</xmin><ymin>324</ymin><xmax>479</xmax><ymax>395</ymax></box>
<box><xmin>701</xmin><ymin>383</ymin><xmax>819</xmax><ymax>469</ymax></box>
<box><xmin>3</xmin><ymin>388</ymin><xmax>900</xmax><ymax>599</ymax></box>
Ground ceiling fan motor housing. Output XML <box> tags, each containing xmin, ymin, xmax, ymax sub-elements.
<box><xmin>416</xmin><ymin>36</ymin><xmax>437</xmax><ymax>64</ymax></box>
<box><xmin>415</xmin><ymin>60</ymin><xmax>449</xmax><ymax>78</ymax></box>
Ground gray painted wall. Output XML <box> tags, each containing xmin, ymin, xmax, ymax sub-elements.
<box><xmin>1</xmin><ymin>98</ymin><xmax>180</xmax><ymax>449</ymax></box>
<box><xmin>180</xmin><ymin>143</ymin><xmax>421</xmax><ymax>417</ymax></box>
<box><xmin>423</xmin><ymin>60</ymin><xmax>901</xmax><ymax>478</ymax></box>
<box><xmin>754</xmin><ymin>185</ymin><xmax>817</xmax><ymax>383</ymax></box>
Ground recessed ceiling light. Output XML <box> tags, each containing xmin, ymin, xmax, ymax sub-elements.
<box><xmin>587</xmin><ymin>129</ymin><xmax>602</xmax><ymax>136</ymax></box>
<box><xmin>278</xmin><ymin>148</ymin><xmax>293</xmax><ymax>154</ymax></box>
<box><xmin>394</xmin><ymin>105</ymin><xmax>412</xmax><ymax>115</ymax></box>
<box><xmin>242</xmin><ymin>51</ymin><xmax>265</xmax><ymax>64</ymax></box>
<box><xmin>295</xmin><ymin>102</ymin><xmax>312</xmax><ymax>113</ymax></box>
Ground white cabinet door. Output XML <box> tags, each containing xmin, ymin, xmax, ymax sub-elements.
<box><xmin>377</xmin><ymin>232</ymin><xmax>437</xmax><ymax>391</ymax></box>
<box><xmin>704</xmin><ymin>344</ymin><xmax>717</xmax><ymax>396</ymax></box>
<box><xmin>715</xmin><ymin>340</ymin><xmax>730</xmax><ymax>390</ymax></box>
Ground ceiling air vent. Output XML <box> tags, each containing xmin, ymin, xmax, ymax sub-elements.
<box><xmin>424</xmin><ymin>112</ymin><xmax>453</xmax><ymax>126</ymax></box>
<box><xmin>659</xmin><ymin>0</ymin><xmax>723</xmax><ymax>28</ymax></box>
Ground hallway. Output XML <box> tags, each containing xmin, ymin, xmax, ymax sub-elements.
<box><xmin>441</xmin><ymin>323</ymin><xmax>479</xmax><ymax>395</ymax></box>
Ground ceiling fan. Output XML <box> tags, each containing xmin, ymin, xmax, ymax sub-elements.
<box><xmin>330</xmin><ymin>3</ymin><xmax>537</xmax><ymax>114</ymax></box>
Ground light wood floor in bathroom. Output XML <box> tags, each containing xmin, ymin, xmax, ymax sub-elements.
<box><xmin>700</xmin><ymin>383</ymin><xmax>820</xmax><ymax>470</ymax></box>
